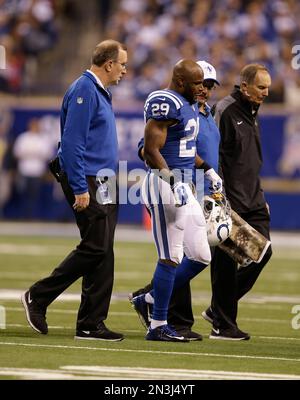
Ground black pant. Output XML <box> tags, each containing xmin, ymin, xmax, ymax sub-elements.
<box><xmin>211</xmin><ymin>205</ymin><xmax>272</xmax><ymax>329</ymax></box>
<box><xmin>30</xmin><ymin>175</ymin><xmax>118</xmax><ymax>331</ymax></box>
<box><xmin>134</xmin><ymin>205</ymin><xmax>272</xmax><ymax>330</ymax></box>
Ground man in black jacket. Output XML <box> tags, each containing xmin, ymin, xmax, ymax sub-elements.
<box><xmin>131</xmin><ymin>63</ymin><xmax>272</xmax><ymax>341</ymax></box>
<box><xmin>203</xmin><ymin>63</ymin><xmax>272</xmax><ymax>340</ymax></box>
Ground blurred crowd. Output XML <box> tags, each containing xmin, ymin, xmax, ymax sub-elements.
<box><xmin>0</xmin><ymin>0</ymin><xmax>76</xmax><ymax>93</ymax></box>
<box><xmin>1</xmin><ymin>0</ymin><xmax>300</xmax><ymax>221</ymax></box>
<box><xmin>1</xmin><ymin>0</ymin><xmax>300</xmax><ymax>104</ymax></box>
<box><xmin>107</xmin><ymin>0</ymin><xmax>300</xmax><ymax>105</ymax></box>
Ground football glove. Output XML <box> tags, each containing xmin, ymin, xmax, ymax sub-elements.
<box><xmin>171</xmin><ymin>182</ymin><xmax>190</xmax><ymax>207</ymax></box>
<box><xmin>204</xmin><ymin>168</ymin><xmax>223</xmax><ymax>194</ymax></box>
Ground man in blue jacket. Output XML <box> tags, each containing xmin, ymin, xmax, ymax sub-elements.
<box><xmin>22</xmin><ymin>40</ymin><xmax>127</xmax><ymax>341</ymax></box>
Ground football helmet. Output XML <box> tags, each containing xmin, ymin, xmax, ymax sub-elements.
<box><xmin>203</xmin><ymin>193</ymin><xmax>232</xmax><ymax>246</ymax></box>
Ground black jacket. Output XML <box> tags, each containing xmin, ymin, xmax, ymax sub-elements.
<box><xmin>213</xmin><ymin>86</ymin><xmax>266</xmax><ymax>213</ymax></box>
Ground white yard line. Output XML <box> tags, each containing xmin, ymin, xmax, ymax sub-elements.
<box><xmin>1</xmin><ymin>366</ymin><xmax>299</xmax><ymax>380</ymax></box>
<box><xmin>4</xmin><ymin>323</ymin><xmax>141</xmax><ymax>333</ymax></box>
<box><xmin>0</xmin><ymin>341</ymin><xmax>300</xmax><ymax>364</ymax></box>
<box><xmin>0</xmin><ymin>243</ymin><xmax>299</xmax><ymax>260</ymax></box>
<box><xmin>1</xmin><ymin>289</ymin><xmax>300</xmax><ymax>304</ymax></box>
<box><xmin>61</xmin><ymin>365</ymin><xmax>300</xmax><ymax>380</ymax></box>
<box><xmin>4</xmin><ymin>323</ymin><xmax>300</xmax><ymax>339</ymax></box>
<box><xmin>3</xmin><ymin>306</ymin><xmax>297</xmax><ymax>326</ymax></box>
<box><xmin>0</xmin><ymin>223</ymin><xmax>299</xmax><ymax>246</ymax></box>
<box><xmin>0</xmin><ymin>368</ymin><xmax>97</xmax><ymax>380</ymax></box>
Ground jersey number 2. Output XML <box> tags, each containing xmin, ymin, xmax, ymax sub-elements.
<box><xmin>179</xmin><ymin>117</ymin><xmax>199</xmax><ymax>157</ymax></box>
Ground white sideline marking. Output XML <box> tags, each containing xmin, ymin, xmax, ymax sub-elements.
<box><xmin>0</xmin><ymin>366</ymin><xmax>299</xmax><ymax>381</ymax></box>
<box><xmin>1</xmin><ymin>342</ymin><xmax>300</xmax><ymax>363</ymax></box>
<box><xmin>61</xmin><ymin>365</ymin><xmax>300</xmax><ymax>380</ymax></box>
<box><xmin>5</xmin><ymin>306</ymin><xmax>134</xmax><ymax>317</ymax></box>
<box><xmin>0</xmin><ymin>243</ymin><xmax>68</xmax><ymax>256</ymax></box>
<box><xmin>0</xmin><ymin>224</ymin><xmax>299</xmax><ymax>247</ymax></box>
<box><xmin>0</xmin><ymin>368</ymin><xmax>98</xmax><ymax>380</ymax></box>
<box><xmin>257</xmin><ymin>336</ymin><xmax>300</xmax><ymax>341</ymax></box>
<box><xmin>5</xmin><ymin>324</ymin><xmax>140</xmax><ymax>333</ymax></box>
<box><xmin>4</xmin><ymin>305</ymin><xmax>299</xmax><ymax>328</ymax></box>
<box><xmin>2</xmin><ymin>289</ymin><xmax>300</xmax><ymax>304</ymax></box>
<box><xmin>3</xmin><ymin>324</ymin><xmax>300</xmax><ymax>341</ymax></box>
<box><xmin>1</xmin><ymin>239</ymin><xmax>300</xmax><ymax>256</ymax></box>
<box><xmin>5</xmin><ymin>304</ymin><xmax>300</xmax><ymax>331</ymax></box>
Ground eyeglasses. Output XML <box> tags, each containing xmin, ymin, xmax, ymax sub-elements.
<box><xmin>113</xmin><ymin>61</ymin><xmax>128</xmax><ymax>69</ymax></box>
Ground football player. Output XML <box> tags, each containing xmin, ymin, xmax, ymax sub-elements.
<box><xmin>131</xmin><ymin>60</ymin><xmax>225</xmax><ymax>341</ymax></box>
<box><xmin>138</xmin><ymin>59</ymin><xmax>222</xmax><ymax>342</ymax></box>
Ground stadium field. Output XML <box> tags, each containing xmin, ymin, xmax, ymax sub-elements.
<box><xmin>0</xmin><ymin>233</ymin><xmax>300</xmax><ymax>380</ymax></box>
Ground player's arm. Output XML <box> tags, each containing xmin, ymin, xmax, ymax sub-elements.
<box><xmin>144</xmin><ymin>118</ymin><xmax>192</xmax><ymax>207</ymax></box>
<box><xmin>144</xmin><ymin>118</ymin><xmax>177</xmax><ymax>182</ymax></box>
<box><xmin>137</xmin><ymin>138</ymin><xmax>145</xmax><ymax>161</ymax></box>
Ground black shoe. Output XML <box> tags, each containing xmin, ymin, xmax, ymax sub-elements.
<box><xmin>75</xmin><ymin>323</ymin><xmax>124</xmax><ymax>342</ymax></box>
<box><xmin>130</xmin><ymin>293</ymin><xmax>152</xmax><ymax>329</ymax></box>
<box><xmin>201</xmin><ymin>307</ymin><xmax>214</xmax><ymax>324</ymax></box>
<box><xmin>209</xmin><ymin>326</ymin><xmax>250</xmax><ymax>341</ymax></box>
<box><xmin>21</xmin><ymin>291</ymin><xmax>48</xmax><ymax>334</ymax></box>
<box><xmin>129</xmin><ymin>283</ymin><xmax>152</xmax><ymax>300</ymax></box>
<box><xmin>175</xmin><ymin>328</ymin><xmax>203</xmax><ymax>341</ymax></box>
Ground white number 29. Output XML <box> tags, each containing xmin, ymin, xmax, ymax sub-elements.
<box><xmin>179</xmin><ymin>117</ymin><xmax>199</xmax><ymax>157</ymax></box>
<box><xmin>151</xmin><ymin>103</ymin><xmax>170</xmax><ymax>116</ymax></box>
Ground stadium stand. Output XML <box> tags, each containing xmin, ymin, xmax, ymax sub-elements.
<box><xmin>0</xmin><ymin>0</ymin><xmax>300</xmax><ymax>227</ymax></box>
<box><xmin>0</xmin><ymin>0</ymin><xmax>299</xmax><ymax>103</ymax></box>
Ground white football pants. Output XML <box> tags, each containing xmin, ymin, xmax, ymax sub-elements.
<box><xmin>141</xmin><ymin>171</ymin><xmax>211</xmax><ymax>265</ymax></box>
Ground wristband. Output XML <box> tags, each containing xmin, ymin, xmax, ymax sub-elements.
<box><xmin>201</xmin><ymin>161</ymin><xmax>212</xmax><ymax>173</ymax></box>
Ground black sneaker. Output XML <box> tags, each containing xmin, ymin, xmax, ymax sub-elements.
<box><xmin>130</xmin><ymin>293</ymin><xmax>153</xmax><ymax>329</ymax></box>
<box><xmin>175</xmin><ymin>327</ymin><xmax>203</xmax><ymax>341</ymax></box>
<box><xmin>209</xmin><ymin>326</ymin><xmax>250</xmax><ymax>341</ymax></box>
<box><xmin>146</xmin><ymin>324</ymin><xmax>189</xmax><ymax>342</ymax></box>
<box><xmin>21</xmin><ymin>291</ymin><xmax>48</xmax><ymax>334</ymax></box>
<box><xmin>75</xmin><ymin>323</ymin><xmax>124</xmax><ymax>342</ymax></box>
<box><xmin>201</xmin><ymin>307</ymin><xmax>214</xmax><ymax>324</ymax></box>
<box><xmin>129</xmin><ymin>283</ymin><xmax>152</xmax><ymax>300</ymax></box>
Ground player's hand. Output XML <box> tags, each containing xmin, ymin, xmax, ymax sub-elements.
<box><xmin>73</xmin><ymin>192</ymin><xmax>90</xmax><ymax>212</ymax></box>
<box><xmin>171</xmin><ymin>182</ymin><xmax>189</xmax><ymax>207</ymax></box>
<box><xmin>205</xmin><ymin>168</ymin><xmax>223</xmax><ymax>194</ymax></box>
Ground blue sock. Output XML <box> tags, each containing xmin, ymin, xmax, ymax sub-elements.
<box><xmin>173</xmin><ymin>256</ymin><xmax>207</xmax><ymax>290</ymax></box>
<box><xmin>152</xmin><ymin>261</ymin><xmax>176</xmax><ymax>321</ymax></box>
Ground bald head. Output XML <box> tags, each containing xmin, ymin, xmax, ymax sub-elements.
<box><xmin>172</xmin><ymin>59</ymin><xmax>203</xmax><ymax>83</ymax></box>
<box><xmin>169</xmin><ymin>59</ymin><xmax>204</xmax><ymax>104</ymax></box>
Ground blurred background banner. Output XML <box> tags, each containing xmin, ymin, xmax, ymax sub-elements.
<box><xmin>0</xmin><ymin>0</ymin><xmax>300</xmax><ymax>229</ymax></box>
<box><xmin>1</xmin><ymin>104</ymin><xmax>300</xmax><ymax>229</ymax></box>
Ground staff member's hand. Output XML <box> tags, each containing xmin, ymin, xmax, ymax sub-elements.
<box><xmin>73</xmin><ymin>192</ymin><xmax>90</xmax><ymax>212</ymax></box>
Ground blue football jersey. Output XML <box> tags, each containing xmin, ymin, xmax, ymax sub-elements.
<box><xmin>144</xmin><ymin>89</ymin><xmax>199</xmax><ymax>171</ymax></box>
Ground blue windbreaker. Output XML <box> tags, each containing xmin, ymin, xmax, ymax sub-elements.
<box><xmin>58</xmin><ymin>71</ymin><xmax>118</xmax><ymax>194</ymax></box>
